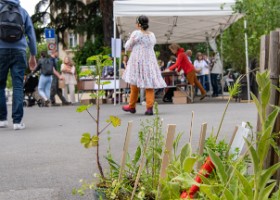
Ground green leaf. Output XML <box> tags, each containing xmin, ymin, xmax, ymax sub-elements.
<box><xmin>235</xmin><ymin>170</ymin><xmax>253</xmax><ymax>199</ymax></box>
<box><xmin>182</xmin><ymin>157</ymin><xmax>197</xmax><ymax>173</ymax></box>
<box><xmin>102</xmin><ymin>55</ymin><xmax>110</xmax><ymax>60</ymax></box>
<box><xmin>259</xmin><ymin>182</ymin><xmax>276</xmax><ymax>200</ymax></box>
<box><xmin>80</xmin><ymin>133</ymin><xmax>91</xmax><ymax>148</ymax></box>
<box><xmin>223</xmin><ymin>188</ymin><xmax>234</xmax><ymax>200</ymax></box>
<box><xmin>260</xmin><ymin>81</ymin><xmax>270</xmax><ymax>108</ymax></box>
<box><xmin>100</xmin><ymin>81</ymin><xmax>111</xmax><ymax>85</ymax></box>
<box><xmin>180</xmin><ymin>143</ymin><xmax>191</xmax><ymax>167</ymax></box>
<box><xmin>264</xmin><ymin>107</ymin><xmax>280</xmax><ymax>131</ymax></box>
<box><xmin>258</xmin><ymin>126</ymin><xmax>273</xmax><ymax>164</ymax></box>
<box><xmin>106</xmin><ymin>116</ymin><xmax>121</xmax><ymax>127</ymax></box>
<box><xmin>103</xmin><ymin>59</ymin><xmax>113</xmax><ymax>67</ymax></box>
<box><xmin>173</xmin><ymin>133</ymin><xmax>183</xmax><ymax>157</ymax></box>
<box><xmin>133</xmin><ymin>146</ymin><xmax>141</xmax><ymax>165</ymax></box>
<box><xmin>91</xmin><ymin>135</ymin><xmax>99</xmax><ymax>146</ymax></box>
<box><xmin>244</xmin><ymin>138</ymin><xmax>259</xmax><ymax>175</ymax></box>
<box><xmin>251</xmin><ymin>92</ymin><xmax>262</xmax><ymax>122</ymax></box>
<box><xmin>76</xmin><ymin>104</ymin><xmax>92</xmax><ymax>112</ymax></box>
<box><xmin>105</xmin><ymin>156</ymin><xmax>120</xmax><ymax>171</ymax></box>
<box><xmin>207</xmin><ymin>148</ymin><xmax>227</xmax><ymax>184</ymax></box>
<box><xmin>259</xmin><ymin>162</ymin><xmax>280</xmax><ymax>192</ymax></box>
<box><xmin>199</xmin><ymin>185</ymin><xmax>220</xmax><ymax>200</ymax></box>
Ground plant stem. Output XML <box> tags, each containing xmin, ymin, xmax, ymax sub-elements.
<box><xmin>100</xmin><ymin>122</ymin><xmax>112</xmax><ymax>135</ymax></box>
<box><xmin>86</xmin><ymin>109</ymin><xmax>97</xmax><ymax>123</ymax></box>
<box><xmin>96</xmin><ymin>75</ymin><xmax>105</xmax><ymax>180</ymax></box>
<box><xmin>215</xmin><ymin>97</ymin><xmax>231</xmax><ymax>142</ymax></box>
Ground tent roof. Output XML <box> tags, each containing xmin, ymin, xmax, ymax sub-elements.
<box><xmin>114</xmin><ymin>0</ymin><xmax>242</xmax><ymax>44</ymax></box>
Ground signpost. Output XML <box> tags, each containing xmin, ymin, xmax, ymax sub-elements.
<box><xmin>45</xmin><ymin>28</ymin><xmax>56</xmax><ymax>55</ymax></box>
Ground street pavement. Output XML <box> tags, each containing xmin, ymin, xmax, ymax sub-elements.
<box><xmin>0</xmin><ymin>97</ymin><xmax>257</xmax><ymax>200</ymax></box>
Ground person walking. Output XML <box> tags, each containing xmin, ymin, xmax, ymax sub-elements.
<box><xmin>61</xmin><ymin>56</ymin><xmax>77</xmax><ymax>104</ymax></box>
<box><xmin>34</xmin><ymin>51</ymin><xmax>64</xmax><ymax>107</ymax></box>
<box><xmin>167</xmin><ymin>43</ymin><xmax>206</xmax><ymax>100</ymax></box>
<box><xmin>49</xmin><ymin>50</ymin><xmax>70</xmax><ymax>106</ymax></box>
<box><xmin>194</xmin><ymin>52</ymin><xmax>209</xmax><ymax>94</ymax></box>
<box><xmin>211</xmin><ymin>52</ymin><xmax>223</xmax><ymax>97</ymax></box>
<box><xmin>0</xmin><ymin>0</ymin><xmax>37</xmax><ymax>130</ymax></box>
<box><xmin>122</xmin><ymin>15</ymin><xmax>166</xmax><ymax>115</ymax></box>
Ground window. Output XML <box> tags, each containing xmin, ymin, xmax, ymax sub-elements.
<box><xmin>68</xmin><ymin>33</ymin><xmax>78</xmax><ymax>48</ymax></box>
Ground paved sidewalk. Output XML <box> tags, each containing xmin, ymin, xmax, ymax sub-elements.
<box><xmin>0</xmin><ymin>98</ymin><xmax>257</xmax><ymax>200</ymax></box>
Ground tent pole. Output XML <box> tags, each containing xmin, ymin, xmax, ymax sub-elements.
<box><xmin>220</xmin><ymin>30</ymin><xmax>224</xmax><ymax>98</ymax></box>
<box><xmin>113</xmin><ymin>15</ymin><xmax>117</xmax><ymax>106</ymax></box>
<box><xmin>244</xmin><ymin>19</ymin><xmax>251</xmax><ymax>102</ymax></box>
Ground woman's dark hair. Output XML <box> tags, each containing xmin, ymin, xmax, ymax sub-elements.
<box><xmin>136</xmin><ymin>15</ymin><xmax>149</xmax><ymax>30</ymax></box>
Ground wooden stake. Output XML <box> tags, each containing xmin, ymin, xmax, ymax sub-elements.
<box><xmin>228</xmin><ymin>126</ymin><xmax>238</xmax><ymax>150</ymax></box>
<box><xmin>197</xmin><ymin>123</ymin><xmax>207</xmax><ymax>170</ymax></box>
<box><xmin>156</xmin><ymin>124</ymin><xmax>176</xmax><ymax>199</ymax></box>
<box><xmin>130</xmin><ymin>128</ymin><xmax>152</xmax><ymax>200</ymax></box>
<box><xmin>118</xmin><ymin>121</ymin><xmax>133</xmax><ymax>182</ymax></box>
<box><xmin>189</xmin><ymin>111</ymin><xmax>195</xmax><ymax>144</ymax></box>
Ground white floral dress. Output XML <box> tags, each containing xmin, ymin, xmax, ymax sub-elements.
<box><xmin>122</xmin><ymin>30</ymin><xmax>167</xmax><ymax>89</ymax></box>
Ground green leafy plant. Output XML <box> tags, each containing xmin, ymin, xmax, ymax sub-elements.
<box><xmin>158</xmin><ymin>71</ymin><xmax>280</xmax><ymax>200</ymax></box>
<box><xmin>76</xmin><ymin>54</ymin><xmax>121</xmax><ymax>181</ymax></box>
<box><xmin>104</xmin><ymin>103</ymin><xmax>165</xmax><ymax>199</ymax></box>
<box><xmin>196</xmin><ymin>71</ymin><xmax>280</xmax><ymax>199</ymax></box>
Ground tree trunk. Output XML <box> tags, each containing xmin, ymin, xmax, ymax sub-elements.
<box><xmin>100</xmin><ymin>0</ymin><xmax>113</xmax><ymax>47</ymax></box>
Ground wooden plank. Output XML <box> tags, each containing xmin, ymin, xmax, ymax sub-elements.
<box><xmin>130</xmin><ymin>128</ymin><xmax>152</xmax><ymax>200</ymax></box>
<box><xmin>159</xmin><ymin>124</ymin><xmax>176</xmax><ymax>178</ymax></box>
<box><xmin>228</xmin><ymin>126</ymin><xmax>238</xmax><ymax>149</ymax></box>
<box><xmin>189</xmin><ymin>112</ymin><xmax>194</xmax><ymax>144</ymax></box>
<box><xmin>118</xmin><ymin>121</ymin><xmax>133</xmax><ymax>182</ymax></box>
<box><xmin>197</xmin><ymin>123</ymin><xmax>207</xmax><ymax>170</ymax></box>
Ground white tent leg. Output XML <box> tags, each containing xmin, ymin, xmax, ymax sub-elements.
<box><xmin>220</xmin><ymin>30</ymin><xmax>224</xmax><ymax>99</ymax></box>
<box><xmin>113</xmin><ymin>16</ymin><xmax>117</xmax><ymax>106</ymax></box>
<box><xmin>244</xmin><ymin>19</ymin><xmax>251</xmax><ymax>102</ymax></box>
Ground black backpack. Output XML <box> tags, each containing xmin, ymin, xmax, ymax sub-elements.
<box><xmin>40</xmin><ymin>58</ymin><xmax>54</xmax><ymax>76</ymax></box>
<box><xmin>0</xmin><ymin>1</ymin><xmax>24</xmax><ymax>42</ymax></box>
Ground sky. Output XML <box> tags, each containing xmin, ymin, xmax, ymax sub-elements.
<box><xmin>20</xmin><ymin>0</ymin><xmax>40</xmax><ymax>15</ymax></box>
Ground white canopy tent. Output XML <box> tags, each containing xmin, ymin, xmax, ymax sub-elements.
<box><xmin>112</xmin><ymin>0</ymin><xmax>250</xmax><ymax>103</ymax></box>
<box><xmin>113</xmin><ymin>0</ymin><xmax>242</xmax><ymax>44</ymax></box>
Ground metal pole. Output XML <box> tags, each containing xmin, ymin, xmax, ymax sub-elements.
<box><xmin>244</xmin><ymin>19</ymin><xmax>251</xmax><ymax>101</ymax></box>
<box><xmin>220</xmin><ymin>30</ymin><xmax>224</xmax><ymax>98</ymax></box>
<box><xmin>113</xmin><ymin>15</ymin><xmax>117</xmax><ymax>106</ymax></box>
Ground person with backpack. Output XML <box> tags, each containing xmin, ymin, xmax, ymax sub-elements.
<box><xmin>0</xmin><ymin>0</ymin><xmax>37</xmax><ymax>130</ymax></box>
<box><xmin>33</xmin><ymin>51</ymin><xmax>63</xmax><ymax>107</ymax></box>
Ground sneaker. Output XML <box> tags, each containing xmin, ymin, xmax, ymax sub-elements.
<box><xmin>145</xmin><ymin>108</ymin><xmax>153</xmax><ymax>115</ymax></box>
<box><xmin>62</xmin><ymin>102</ymin><xmax>71</xmax><ymax>106</ymax></box>
<box><xmin>44</xmin><ymin>100</ymin><xmax>50</xmax><ymax>107</ymax></box>
<box><xmin>122</xmin><ymin>105</ymin><xmax>136</xmax><ymax>114</ymax></box>
<box><xmin>0</xmin><ymin>120</ymin><xmax>8</xmax><ymax>128</ymax></box>
<box><xmin>13</xmin><ymin>123</ymin><xmax>25</xmax><ymax>130</ymax></box>
<box><xmin>51</xmin><ymin>103</ymin><xmax>61</xmax><ymax>107</ymax></box>
<box><xmin>200</xmin><ymin>94</ymin><xmax>207</xmax><ymax>100</ymax></box>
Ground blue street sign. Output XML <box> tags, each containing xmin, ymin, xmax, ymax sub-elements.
<box><xmin>44</xmin><ymin>28</ymin><xmax>55</xmax><ymax>39</ymax></box>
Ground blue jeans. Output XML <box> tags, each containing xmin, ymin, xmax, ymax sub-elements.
<box><xmin>38</xmin><ymin>74</ymin><xmax>52</xmax><ymax>100</ymax></box>
<box><xmin>0</xmin><ymin>49</ymin><xmax>27</xmax><ymax>123</ymax></box>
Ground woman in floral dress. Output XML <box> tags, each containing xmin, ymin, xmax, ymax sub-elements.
<box><xmin>122</xmin><ymin>15</ymin><xmax>166</xmax><ymax>115</ymax></box>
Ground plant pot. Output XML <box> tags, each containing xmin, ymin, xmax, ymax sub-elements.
<box><xmin>93</xmin><ymin>188</ymin><xmax>107</xmax><ymax>200</ymax></box>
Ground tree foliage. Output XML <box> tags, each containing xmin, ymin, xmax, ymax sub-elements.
<box><xmin>221</xmin><ymin>0</ymin><xmax>280</xmax><ymax>72</ymax></box>
<box><xmin>32</xmin><ymin>0</ymin><xmax>101</xmax><ymax>46</ymax></box>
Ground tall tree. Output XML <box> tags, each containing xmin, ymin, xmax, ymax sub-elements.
<box><xmin>32</xmin><ymin>0</ymin><xmax>100</xmax><ymax>46</ymax></box>
<box><xmin>99</xmin><ymin>0</ymin><xmax>114</xmax><ymax>46</ymax></box>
